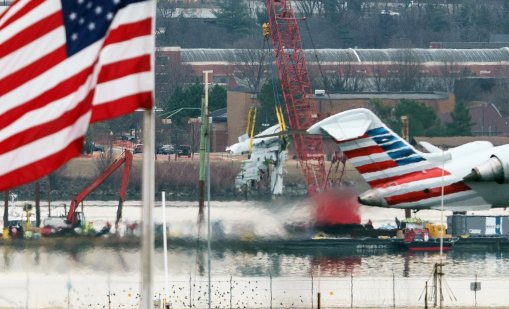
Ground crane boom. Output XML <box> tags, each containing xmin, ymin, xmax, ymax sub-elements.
<box><xmin>66</xmin><ymin>150</ymin><xmax>133</xmax><ymax>227</ymax></box>
<box><xmin>266</xmin><ymin>0</ymin><xmax>327</xmax><ymax>194</ymax></box>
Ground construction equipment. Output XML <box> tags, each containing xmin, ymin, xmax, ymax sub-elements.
<box><xmin>44</xmin><ymin>150</ymin><xmax>133</xmax><ymax>233</ymax></box>
<box><xmin>265</xmin><ymin>0</ymin><xmax>327</xmax><ymax>195</ymax></box>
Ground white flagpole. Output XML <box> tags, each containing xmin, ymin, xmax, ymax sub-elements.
<box><xmin>141</xmin><ymin>108</ymin><xmax>155</xmax><ymax>309</ymax></box>
<box><xmin>203</xmin><ymin>70</ymin><xmax>213</xmax><ymax>309</ymax></box>
<box><xmin>162</xmin><ymin>191</ymin><xmax>169</xmax><ymax>307</ymax></box>
<box><xmin>141</xmin><ymin>1</ymin><xmax>156</xmax><ymax>307</ymax></box>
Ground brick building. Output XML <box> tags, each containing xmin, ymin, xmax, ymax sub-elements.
<box><xmin>226</xmin><ymin>91</ymin><xmax>455</xmax><ymax>153</ymax></box>
<box><xmin>156</xmin><ymin>47</ymin><xmax>509</xmax><ymax>95</ymax></box>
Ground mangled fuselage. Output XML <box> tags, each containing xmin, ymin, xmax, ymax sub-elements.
<box><xmin>226</xmin><ymin>124</ymin><xmax>287</xmax><ymax>195</ymax></box>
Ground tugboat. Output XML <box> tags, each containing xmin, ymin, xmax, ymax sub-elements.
<box><xmin>392</xmin><ymin>218</ymin><xmax>457</xmax><ymax>251</ymax></box>
<box><xmin>398</xmin><ymin>228</ymin><xmax>456</xmax><ymax>251</ymax></box>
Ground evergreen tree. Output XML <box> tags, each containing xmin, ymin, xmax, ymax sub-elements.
<box><xmin>370</xmin><ymin>99</ymin><xmax>393</xmax><ymax>122</ymax></box>
<box><xmin>391</xmin><ymin>99</ymin><xmax>443</xmax><ymax>139</ymax></box>
<box><xmin>370</xmin><ymin>98</ymin><xmax>444</xmax><ymax>138</ymax></box>
<box><xmin>162</xmin><ymin>82</ymin><xmax>203</xmax><ymax>126</ymax></box>
<box><xmin>209</xmin><ymin>84</ymin><xmax>227</xmax><ymax>112</ymax></box>
<box><xmin>446</xmin><ymin>101</ymin><xmax>473</xmax><ymax>136</ymax></box>
<box><xmin>426</xmin><ymin>5</ymin><xmax>449</xmax><ymax>33</ymax></box>
<box><xmin>256</xmin><ymin>80</ymin><xmax>285</xmax><ymax>132</ymax></box>
<box><xmin>213</xmin><ymin>0</ymin><xmax>254</xmax><ymax>36</ymax></box>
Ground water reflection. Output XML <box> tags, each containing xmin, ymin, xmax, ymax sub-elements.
<box><xmin>311</xmin><ymin>256</ymin><xmax>362</xmax><ymax>276</ymax></box>
<box><xmin>0</xmin><ymin>244</ymin><xmax>508</xmax><ymax>279</ymax></box>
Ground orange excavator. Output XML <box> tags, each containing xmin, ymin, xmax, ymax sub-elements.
<box><xmin>43</xmin><ymin>150</ymin><xmax>133</xmax><ymax>234</ymax></box>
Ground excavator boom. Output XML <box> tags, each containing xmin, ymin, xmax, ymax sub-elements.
<box><xmin>67</xmin><ymin>150</ymin><xmax>133</xmax><ymax>226</ymax></box>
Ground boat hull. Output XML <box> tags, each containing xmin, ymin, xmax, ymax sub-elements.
<box><xmin>392</xmin><ymin>238</ymin><xmax>456</xmax><ymax>251</ymax></box>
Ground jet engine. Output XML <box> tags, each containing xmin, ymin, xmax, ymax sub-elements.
<box><xmin>464</xmin><ymin>154</ymin><xmax>509</xmax><ymax>183</ymax></box>
<box><xmin>358</xmin><ymin>189</ymin><xmax>386</xmax><ymax>207</ymax></box>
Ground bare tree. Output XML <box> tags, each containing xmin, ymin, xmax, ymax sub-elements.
<box><xmin>436</xmin><ymin>60</ymin><xmax>472</xmax><ymax>92</ymax></box>
<box><xmin>393</xmin><ymin>49</ymin><xmax>425</xmax><ymax>91</ymax></box>
<box><xmin>155</xmin><ymin>50</ymin><xmax>194</xmax><ymax>103</ymax></box>
<box><xmin>294</xmin><ymin>0</ymin><xmax>322</xmax><ymax>18</ymax></box>
<box><xmin>335</xmin><ymin>63</ymin><xmax>366</xmax><ymax>92</ymax></box>
<box><xmin>373</xmin><ymin>65</ymin><xmax>386</xmax><ymax>92</ymax></box>
<box><xmin>232</xmin><ymin>47</ymin><xmax>270</xmax><ymax>93</ymax></box>
<box><xmin>483</xmin><ymin>79</ymin><xmax>509</xmax><ymax>116</ymax></box>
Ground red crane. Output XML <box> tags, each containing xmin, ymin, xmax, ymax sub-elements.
<box><xmin>266</xmin><ymin>0</ymin><xmax>327</xmax><ymax>195</ymax></box>
<box><xmin>66</xmin><ymin>150</ymin><xmax>133</xmax><ymax>229</ymax></box>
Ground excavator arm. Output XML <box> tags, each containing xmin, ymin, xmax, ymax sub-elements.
<box><xmin>67</xmin><ymin>150</ymin><xmax>133</xmax><ymax>227</ymax></box>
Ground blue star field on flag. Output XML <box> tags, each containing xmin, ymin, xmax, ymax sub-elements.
<box><xmin>61</xmin><ymin>0</ymin><xmax>146</xmax><ymax>56</ymax></box>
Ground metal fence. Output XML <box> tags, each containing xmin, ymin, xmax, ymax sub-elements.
<box><xmin>0</xmin><ymin>273</ymin><xmax>505</xmax><ymax>308</ymax></box>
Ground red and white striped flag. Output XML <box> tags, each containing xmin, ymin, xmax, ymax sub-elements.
<box><xmin>0</xmin><ymin>0</ymin><xmax>154</xmax><ymax>191</ymax></box>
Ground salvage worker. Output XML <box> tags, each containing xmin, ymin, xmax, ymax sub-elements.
<box><xmin>366</xmin><ymin>219</ymin><xmax>373</xmax><ymax>229</ymax></box>
<box><xmin>262</xmin><ymin>22</ymin><xmax>270</xmax><ymax>39</ymax></box>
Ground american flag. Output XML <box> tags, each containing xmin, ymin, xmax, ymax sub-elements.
<box><xmin>0</xmin><ymin>0</ymin><xmax>154</xmax><ymax>191</ymax></box>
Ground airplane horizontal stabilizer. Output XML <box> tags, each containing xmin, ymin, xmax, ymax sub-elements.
<box><xmin>307</xmin><ymin>110</ymin><xmax>372</xmax><ymax>141</ymax></box>
<box><xmin>419</xmin><ymin>141</ymin><xmax>442</xmax><ymax>153</ymax></box>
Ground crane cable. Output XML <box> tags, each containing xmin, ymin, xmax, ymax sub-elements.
<box><xmin>246</xmin><ymin>33</ymin><xmax>273</xmax><ymax>153</ymax></box>
<box><xmin>264</xmin><ymin>23</ymin><xmax>287</xmax><ymax>134</ymax></box>
<box><xmin>303</xmin><ymin>18</ymin><xmax>334</xmax><ymax>114</ymax></box>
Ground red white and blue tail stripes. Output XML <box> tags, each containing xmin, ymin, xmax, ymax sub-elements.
<box><xmin>306</xmin><ymin>108</ymin><xmax>487</xmax><ymax>209</ymax></box>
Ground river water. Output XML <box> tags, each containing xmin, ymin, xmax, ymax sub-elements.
<box><xmin>2</xmin><ymin>198</ymin><xmax>509</xmax><ymax>308</ymax></box>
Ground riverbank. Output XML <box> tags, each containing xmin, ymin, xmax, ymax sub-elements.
<box><xmin>9</xmin><ymin>151</ymin><xmax>367</xmax><ymax>202</ymax></box>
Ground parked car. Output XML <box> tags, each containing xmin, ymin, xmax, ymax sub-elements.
<box><xmin>177</xmin><ymin>144</ymin><xmax>192</xmax><ymax>157</ymax></box>
<box><xmin>82</xmin><ymin>141</ymin><xmax>105</xmax><ymax>154</ymax></box>
<box><xmin>93</xmin><ymin>144</ymin><xmax>105</xmax><ymax>152</ymax></box>
<box><xmin>133</xmin><ymin>144</ymin><xmax>144</xmax><ymax>154</ymax></box>
<box><xmin>157</xmin><ymin>144</ymin><xmax>174</xmax><ymax>155</ymax></box>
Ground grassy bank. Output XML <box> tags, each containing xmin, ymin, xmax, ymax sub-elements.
<box><xmin>6</xmin><ymin>152</ymin><xmax>368</xmax><ymax>201</ymax></box>
<box><xmin>7</xmin><ymin>153</ymin><xmax>309</xmax><ymax>201</ymax></box>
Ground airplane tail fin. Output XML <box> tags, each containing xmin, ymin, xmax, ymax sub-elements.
<box><xmin>308</xmin><ymin>108</ymin><xmax>433</xmax><ymax>188</ymax></box>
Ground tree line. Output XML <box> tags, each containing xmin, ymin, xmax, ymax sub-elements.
<box><xmin>157</xmin><ymin>0</ymin><xmax>509</xmax><ymax>49</ymax></box>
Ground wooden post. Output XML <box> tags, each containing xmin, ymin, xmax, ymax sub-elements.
<box><xmin>401</xmin><ymin>115</ymin><xmax>412</xmax><ymax>219</ymax></box>
<box><xmin>47</xmin><ymin>178</ymin><xmax>51</xmax><ymax>217</ymax></box>
<box><xmin>198</xmin><ymin>97</ymin><xmax>206</xmax><ymax>219</ymax></box>
<box><xmin>433</xmin><ymin>264</ymin><xmax>438</xmax><ymax>307</ymax></box>
<box><xmin>270</xmin><ymin>273</ymin><xmax>273</xmax><ymax>309</ymax></box>
<box><xmin>425</xmin><ymin>281</ymin><xmax>428</xmax><ymax>309</ymax></box>
<box><xmin>317</xmin><ymin>292</ymin><xmax>321</xmax><ymax>309</ymax></box>
<box><xmin>3</xmin><ymin>191</ymin><xmax>8</xmax><ymax>236</ymax></box>
<box><xmin>311</xmin><ymin>274</ymin><xmax>314</xmax><ymax>309</ymax></box>
<box><xmin>392</xmin><ymin>271</ymin><xmax>396</xmax><ymax>307</ymax></box>
<box><xmin>350</xmin><ymin>272</ymin><xmax>354</xmax><ymax>308</ymax></box>
<box><xmin>35</xmin><ymin>182</ymin><xmax>41</xmax><ymax>227</ymax></box>
<box><xmin>474</xmin><ymin>273</ymin><xmax>477</xmax><ymax>307</ymax></box>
